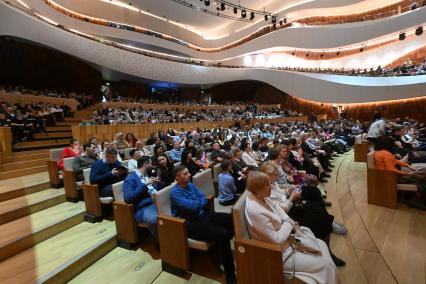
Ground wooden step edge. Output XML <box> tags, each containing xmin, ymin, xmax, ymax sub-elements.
<box><xmin>0</xmin><ymin>166</ymin><xmax>48</xmax><ymax>180</ymax></box>
<box><xmin>0</xmin><ymin>193</ymin><xmax>66</xmax><ymax>225</ymax></box>
<box><xmin>12</xmin><ymin>144</ymin><xmax>69</xmax><ymax>151</ymax></box>
<box><xmin>0</xmin><ymin>181</ymin><xmax>51</xmax><ymax>202</ymax></box>
<box><xmin>39</xmin><ymin>235</ymin><xmax>117</xmax><ymax>284</ymax></box>
<box><xmin>0</xmin><ymin>209</ymin><xmax>85</xmax><ymax>262</ymax></box>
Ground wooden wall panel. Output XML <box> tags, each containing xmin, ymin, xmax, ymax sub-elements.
<box><xmin>72</xmin><ymin>116</ymin><xmax>309</xmax><ymax>142</ymax></box>
<box><xmin>0</xmin><ymin>92</ymin><xmax>78</xmax><ymax>111</ymax></box>
<box><xmin>0</xmin><ymin>37</ymin><xmax>101</xmax><ymax>95</ymax></box>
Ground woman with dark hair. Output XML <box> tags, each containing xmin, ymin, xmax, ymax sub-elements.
<box><xmin>251</xmin><ymin>141</ymin><xmax>263</xmax><ymax>163</ymax></box>
<box><xmin>181</xmin><ymin>149</ymin><xmax>203</xmax><ymax>176</ymax></box>
<box><xmin>152</xmin><ymin>145</ymin><xmax>166</xmax><ymax>166</ymax></box>
<box><xmin>374</xmin><ymin>135</ymin><xmax>426</xmax><ymax>209</ymax></box>
<box><xmin>184</xmin><ymin>139</ymin><xmax>197</xmax><ymax>157</ymax></box>
<box><xmin>156</xmin><ymin>155</ymin><xmax>175</xmax><ymax>188</ymax></box>
<box><xmin>124</xmin><ymin>132</ymin><xmax>138</xmax><ymax>148</ymax></box>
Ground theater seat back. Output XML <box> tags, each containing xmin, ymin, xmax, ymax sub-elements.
<box><xmin>367</xmin><ymin>150</ymin><xmax>375</xmax><ymax>169</ymax></box>
<box><xmin>206</xmin><ymin>152</ymin><xmax>212</xmax><ymax>163</ymax></box>
<box><xmin>212</xmin><ymin>164</ymin><xmax>222</xmax><ymax>180</ymax></box>
<box><xmin>83</xmin><ymin>168</ymin><xmax>91</xmax><ymax>185</ymax></box>
<box><xmin>232</xmin><ymin>191</ymin><xmax>250</xmax><ymax>240</ymax></box>
<box><xmin>50</xmin><ymin>148</ymin><xmax>64</xmax><ymax>162</ymax></box>
<box><xmin>63</xmin><ymin>157</ymin><xmax>76</xmax><ymax>171</ymax></box>
<box><xmin>123</xmin><ymin>148</ymin><xmax>136</xmax><ymax>160</ymax></box>
<box><xmin>193</xmin><ymin>169</ymin><xmax>215</xmax><ymax>196</ymax></box>
<box><xmin>112</xmin><ymin>181</ymin><xmax>124</xmax><ymax>202</ymax></box>
<box><xmin>355</xmin><ymin>135</ymin><xmax>362</xmax><ymax>144</ymax></box>
<box><xmin>156</xmin><ymin>183</ymin><xmax>176</xmax><ymax>216</ymax></box>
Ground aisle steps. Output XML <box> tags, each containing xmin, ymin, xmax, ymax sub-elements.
<box><xmin>34</xmin><ymin>131</ymin><xmax>73</xmax><ymax>139</ymax></box>
<box><xmin>0</xmin><ymin>172</ymin><xmax>50</xmax><ymax>202</ymax></box>
<box><xmin>0</xmin><ymin>220</ymin><xmax>116</xmax><ymax>284</ymax></box>
<box><xmin>0</xmin><ymin>202</ymin><xmax>85</xmax><ymax>261</ymax></box>
<box><xmin>69</xmin><ymin>247</ymin><xmax>162</xmax><ymax>284</ymax></box>
<box><xmin>0</xmin><ymin>165</ymin><xmax>48</xmax><ymax>180</ymax></box>
<box><xmin>0</xmin><ymin>158</ymin><xmax>49</xmax><ymax>172</ymax></box>
<box><xmin>0</xmin><ymin>188</ymin><xmax>65</xmax><ymax>225</ymax></box>
<box><xmin>45</xmin><ymin>126</ymin><xmax>71</xmax><ymax>132</ymax></box>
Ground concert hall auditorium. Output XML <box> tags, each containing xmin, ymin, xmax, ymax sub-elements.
<box><xmin>1</xmin><ymin>0</ymin><xmax>426</xmax><ymax>283</ymax></box>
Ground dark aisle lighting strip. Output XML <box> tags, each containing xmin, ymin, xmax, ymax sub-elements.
<box><xmin>171</xmin><ymin>0</ymin><xmax>253</xmax><ymax>22</ymax></box>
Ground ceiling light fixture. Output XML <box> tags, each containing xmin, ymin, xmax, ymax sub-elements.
<box><xmin>250</xmin><ymin>12</ymin><xmax>255</xmax><ymax>20</ymax></box>
<box><xmin>220</xmin><ymin>2</ymin><xmax>225</xmax><ymax>11</ymax></box>
<box><xmin>241</xmin><ymin>10</ymin><xmax>246</xmax><ymax>18</ymax></box>
<box><xmin>204</xmin><ymin>0</ymin><xmax>210</xmax><ymax>6</ymax></box>
<box><xmin>264</xmin><ymin>14</ymin><xmax>268</xmax><ymax>21</ymax></box>
<box><xmin>399</xmin><ymin>32</ymin><xmax>406</xmax><ymax>40</ymax></box>
<box><xmin>233</xmin><ymin>7</ymin><xmax>237</xmax><ymax>14</ymax></box>
<box><xmin>415</xmin><ymin>26</ymin><xmax>423</xmax><ymax>36</ymax></box>
<box><xmin>271</xmin><ymin>15</ymin><xmax>276</xmax><ymax>24</ymax></box>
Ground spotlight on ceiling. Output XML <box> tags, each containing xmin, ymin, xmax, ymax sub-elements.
<box><xmin>233</xmin><ymin>7</ymin><xmax>237</xmax><ymax>14</ymax></box>
<box><xmin>272</xmin><ymin>23</ymin><xmax>277</xmax><ymax>30</ymax></box>
<box><xmin>415</xmin><ymin>26</ymin><xmax>423</xmax><ymax>36</ymax></box>
<box><xmin>283</xmin><ymin>18</ymin><xmax>287</xmax><ymax>24</ymax></box>
<box><xmin>336</xmin><ymin>51</ymin><xmax>340</xmax><ymax>56</ymax></box>
<box><xmin>399</xmin><ymin>32</ymin><xmax>406</xmax><ymax>40</ymax></box>
<box><xmin>250</xmin><ymin>12</ymin><xmax>255</xmax><ymax>20</ymax></box>
<box><xmin>204</xmin><ymin>0</ymin><xmax>210</xmax><ymax>6</ymax></box>
<box><xmin>291</xmin><ymin>51</ymin><xmax>295</xmax><ymax>56</ymax></box>
<box><xmin>360</xmin><ymin>47</ymin><xmax>365</xmax><ymax>52</ymax></box>
<box><xmin>271</xmin><ymin>15</ymin><xmax>276</xmax><ymax>24</ymax></box>
<box><xmin>305</xmin><ymin>53</ymin><xmax>309</xmax><ymax>57</ymax></box>
<box><xmin>220</xmin><ymin>2</ymin><xmax>225</xmax><ymax>11</ymax></box>
<box><xmin>279</xmin><ymin>20</ymin><xmax>283</xmax><ymax>26</ymax></box>
<box><xmin>264</xmin><ymin>14</ymin><xmax>269</xmax><ymax>21</ymax></box>
<box><xmin>241</xmin><ymin>10</ymin><xmax>246</xmax><ymax>18</ymax></box>
<box><xmin>320</xmin><ymin>53</ymin><xmax>324</xmax><ymax>58</ymax></box>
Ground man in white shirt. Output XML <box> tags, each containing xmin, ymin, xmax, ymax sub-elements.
<box><xmin>367</xmin><ymin>115</ymin><xmax>385</xmax><ymax>144</ymax></box>
<box><xmin>126</xmin><ymin>149</ymin><xmax>140</xmax><ymax>173</ymax></box>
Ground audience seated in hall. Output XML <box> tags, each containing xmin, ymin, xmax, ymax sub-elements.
<box><xmin>123</xmin><ymin>156</ymin><xmax>159</xmax><ymax>241</ymax></box>
<box><xmin>72</xmin><ymin>143</ymin><xmax>98</xmax><ymax>181</ymax></box>
<box><xmin>168</xmin><ymin>141</ymin><xmax>183</xmax><ymax>162</ymax></box>
<box><xmin>90</xmin><ymin>147</ymin><xmax>127</xmax><ymax>197</ymax></box>
<box><xmin>244</xmin><ymin>171</ymin><xmax>339</xmax><ymax>283</ymax></box>
<box><xmin>156</xmin><ymin>154</ymin><xmax>175</xmax><ymax>189</ymax></box>
<box><xmin>217</xmin><ymin>160</ymin><xmax>239</xmax><ymax>206</ymax></box>
<box><xmin>126</xmin><ymin>149</ymin><xmax>140</xmax><ymax>173</ymax></box>
<box><xmin>58</xmin><ymin>139</ymin><xmax>82</xmax><ymax>171</ymax></box>
<box><xmin>374</xmin><ymin>135</ymin><xmax>426</xmax><ymax>209</ymax></box>
<box><xmin>170</xmin><ymin>166</ymin><xmax>236</xmax><ymax>284</ymax></box>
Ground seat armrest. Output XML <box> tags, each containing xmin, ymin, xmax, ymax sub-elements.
<box><xmin>63</xmin><ymin>170</ymin><xmax>78</xmax><ymax>202</ymax></box>
<box><xmin>113</xmin><ymin>201</ymin><xmax>138</xmax><ymax>247</ymax></box>
<box><xmin>157</xmin><ymin>214</ymin><xmax>190</xmax><ymax>270</ymax></box>
<box><xmin>46</xmin><ymin>160</ymin><xmax>61</xmax><ymax>188</ymax></box>
<box><xmin>235</xmin><ymin>238</ymin><xmax>285</xmax><ymax>284</ymax></box>
<box><xmin>206</xmin><ymin>195</ymin><xmax>215</xmax><ymax>212</ymax></box>
<box><xmin>83</xmin><ymin>184</ymin><xmax>102</xmax><ymax>222</ymax></box>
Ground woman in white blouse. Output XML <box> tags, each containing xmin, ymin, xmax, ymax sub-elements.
<box><xmin>245</xmin><ymin>171</ymin><xmax>338</xmax><ymax>284</ymax></box>
<box><xmin>241</xmin><ymin>142</ymin><xmax>259</xmax><ymax>168</ymax></box>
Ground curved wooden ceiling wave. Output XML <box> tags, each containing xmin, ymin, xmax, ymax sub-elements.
<box><xmin>41</xmin><ymin>0</ymin><xmax>415</xmax><ymax>53</ymax></box>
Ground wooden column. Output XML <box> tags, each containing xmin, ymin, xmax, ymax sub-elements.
<box><xmin>0</xmin><ymin>127</ymin><xmax>12</xmax><ymax>165</ymax></box>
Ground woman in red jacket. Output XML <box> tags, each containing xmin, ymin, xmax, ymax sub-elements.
<box><xmin>58</xmin><ymin>139</ymin><xmax>82</xmax><ymax>170</ymax></box>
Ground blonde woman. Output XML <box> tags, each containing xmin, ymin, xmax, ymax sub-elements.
<box><xmin>244</xmin><ymin>171</ymin><xmax>338</xmax><ymax>284</ymax></box>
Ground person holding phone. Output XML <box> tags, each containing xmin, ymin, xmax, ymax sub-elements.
<box><xmin>124</xmin><ymin>156</ymin><xmax>159</xmax><ymax>242</ymax></box>
<box><xmin>89</xmin><ymin>147</ymin><xmax>127</xmax><ymax>197</ymax></box>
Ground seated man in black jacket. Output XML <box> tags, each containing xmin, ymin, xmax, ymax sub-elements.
<box><xmin>90</xmin><ymin>147</ymin><xmax>127</xmax><ymax>197</ymax></box>
<box><xmin>72</xmin><ymin>143</ymin><xmax>98</xmax><ymax>181</ymax></box>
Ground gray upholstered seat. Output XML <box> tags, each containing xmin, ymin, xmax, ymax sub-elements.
<box><xmin>156</xmin><ymin>182</ymin><xmax>212</xmax><ymax>251</ymax></box>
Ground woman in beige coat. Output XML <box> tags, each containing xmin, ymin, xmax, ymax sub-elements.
<box><xmin>245</xmin><ymin>171</ymin><xmax>339</xmax><ymax>284</ymax></box>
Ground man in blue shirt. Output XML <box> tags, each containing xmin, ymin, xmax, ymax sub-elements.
<box><xmin>168</xmin><ymin>142</ymin><xmax>182</xmax><ymax>163</ymax></box>
<box><xmin>124</xmin><ymin>156</ymin><xmax>159</xmax><ymax>241</ymax></box>
<box><xmin>90</xmin><ymin>147</ymin><xmax>126</xmax><ymax>197</ymax></box>
<box><xmin>170</xmin><ymin>166</ymin><xmax>236</xmax><ymax>284</ymax></box>
<box><xmin>218</xmin><ymin>160</ymin><xmax>238</xmax><ymax>206</ymax></box>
